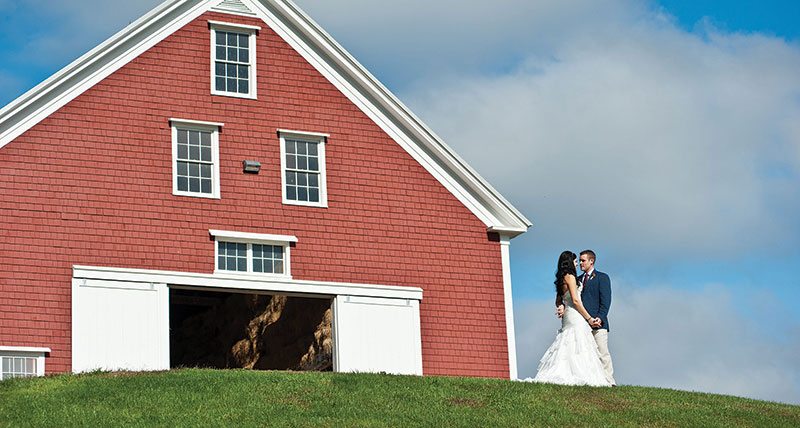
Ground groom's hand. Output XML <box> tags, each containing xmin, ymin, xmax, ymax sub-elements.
<box><xmin>590</xmin><ymin>318</ymin><xmax>603</xmax><ymax>328</ymax></box>
<box><xmin>556</xmin><ymin>305</ymin><xmax>565</xmax><ymax>318</ymax></box>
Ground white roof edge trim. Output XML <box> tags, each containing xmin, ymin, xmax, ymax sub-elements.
<box><xmin>488</xmin><ymin>226</ymin><xmax>529</xmax><ymax>239</ymax></box>
<box><xmin>0</xmin><ymin>346</ymin><xmax>52</xmax><ymax>354</ymax></box>
<box><xmin>73</xmin><ymin>265</ymin><xmax>423</xmax><ymax>300</ymax></box>
<box><xmin>262</xmin><ymin>0</ymin><xmax>532</xmax><ymax>232</ymax></box>
<box><xmin>210</xmin><ymin>229</ymin><xmax>299</xmax><ymax>243</ymax></box>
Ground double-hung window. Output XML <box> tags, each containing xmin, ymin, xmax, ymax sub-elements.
<box><xmin>211</xmin><ymin>230</ymin><xmax>297</xmax><ymax>278</ymax></box>
<box><xmin>209</xmin><ymin>21</ymin><xmax>259</xmax><ymax>99</ymax></box>
<box><xmin>279</xmin><ymin>130</ymin><xmax>328</xmax><ymax>207</ymax></box>
<box><xmin>170</xmin><ymin>119</ymin><xmax>222</xmax><ymax>199</ymax></box>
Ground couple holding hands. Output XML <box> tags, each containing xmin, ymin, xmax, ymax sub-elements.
<box><xmin>531</xmin><ymin>250</ymin><xmax>616</xmax><ymax>387</ymax></box>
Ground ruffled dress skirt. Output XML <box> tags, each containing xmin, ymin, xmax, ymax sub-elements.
<box><xmin>529</xmin><ymin>323</ymin><xmax>611</xmax><ymax>387</ymax></box>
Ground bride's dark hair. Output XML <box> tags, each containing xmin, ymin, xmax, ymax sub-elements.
<box><xmin>554</xmin><ymin>250</ymin><xmax>577</xmax><ymax>294</ymax></box>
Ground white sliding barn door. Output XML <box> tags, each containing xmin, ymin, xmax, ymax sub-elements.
<box><xmin>72</xmin><ymin>279</ymin><xmax>169</xmax><ymax>373</ymax></box>
<box><xmin>334</xmin><ymin>295</ymin><xmax>423</xmax><ymax>375</ymax></box>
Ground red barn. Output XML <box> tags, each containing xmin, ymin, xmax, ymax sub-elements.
<box><xmin>0</xmin><ymin>0</ymin><xmax>530</xmax><ymax>380</ymax></box>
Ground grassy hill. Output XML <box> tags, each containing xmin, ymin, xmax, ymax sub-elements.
<box><xmin>1</xmin><ymin>369</ymin><xmax>797</xmax><ymax>427</ymax></box>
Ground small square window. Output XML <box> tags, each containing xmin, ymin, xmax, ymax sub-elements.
<box><xmin>252</xmin><ymin>244</ymin><xmax>284</xmax><ymax>274</ymax></box>
<box><xmin>218</xmin><ymin>241</ymin><xmax>247</xmax><ymax>272</ymax></box>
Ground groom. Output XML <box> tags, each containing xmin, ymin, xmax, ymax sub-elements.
<box><xmin>557</xmin><ymin>249</ymin><xmax>616</xmax><ymax>385</ymax></box>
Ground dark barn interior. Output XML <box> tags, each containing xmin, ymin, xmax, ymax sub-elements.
<box><xmin>169</xmin><ymin>288</ymin><xmax>333</xmax><ymax>371</ymax></box>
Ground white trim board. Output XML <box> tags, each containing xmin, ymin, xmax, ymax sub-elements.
<box><xmin>0</xmin><ymin>346</ymin><xmax>52</xmax><ymax>354</ymax></box>
<box><xmin>73</xmin><ymin>265</ymin><xmax>423</xmax><ymax>300</ymax></box>
<box><xmin>499</xmin><ymin>236</ymin><xmax>517</xmax><ymax>380</ymax></box>
<box><xmin>210</xmin><ymin>229</ymin><xmax>298</xmax><ymax>243</ymax></box>
<box><xmin>0</xmin><ymin>0</ymin><xmax>531</xmax><ymax>237</ymax></box>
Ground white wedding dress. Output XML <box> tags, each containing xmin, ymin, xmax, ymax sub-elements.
<box><xmin>529</xmin><ymin>285</ymin><xmax>611</xmax><ymax>386</ymax></box>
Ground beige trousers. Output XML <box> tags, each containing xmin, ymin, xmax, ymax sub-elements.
<box><xmin>592</xmin><ymin>329</ymin><xmax>616</xmax><ymax>385</ymax></box>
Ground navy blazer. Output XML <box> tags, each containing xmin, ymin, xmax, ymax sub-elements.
<box><xmin>580</xmin><ymin>270</ymin><xmax>612</xmax><ymax>331</ymax></box>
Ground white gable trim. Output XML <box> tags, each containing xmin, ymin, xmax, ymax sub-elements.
<box><xmin>0</xmin><ymin>0</ymin><xmax>531</xmax><ymax>235</ymax></box>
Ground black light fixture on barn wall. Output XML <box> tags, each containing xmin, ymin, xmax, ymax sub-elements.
<box><xmin>243</xmin><ymin>160</ymin><xmax>261</xmax><ymax>174</ymax></box>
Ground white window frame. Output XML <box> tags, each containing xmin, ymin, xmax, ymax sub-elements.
<box><xmin>170</xmin><ymin>118</ymin><xmax>222</xmax><ymax>199</ymax></box>
<box><xmin>0</xmin><ymin>346</ymin><xmax>49</xmax><ymax>380</ymax></box>
<box><xmin>210</xmin><ymin>230</ymin><xmax>297</xmax><ymax>279</ymax></box>
<box><xmin>209</xmin><ymin>21</ymin><xmax>259</xmax><ymax>99</ymax></box>
<box><xmin>279</xmin><ymin>129</ymin><xmax>329</xmax><ymax>208</ymax></box>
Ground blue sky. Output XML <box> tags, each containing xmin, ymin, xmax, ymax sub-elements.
<box><xmin>1</xmin><ymin>0</ymin><xmax>799</xmax><ymax>405</ymax></box>
<box><xmin>659</xmin><ymin>0</ymin><xmax>800</xmax><ymax>40</ymax></box>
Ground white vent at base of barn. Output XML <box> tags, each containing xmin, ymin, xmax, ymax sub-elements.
<box><xmin>212</xmin><ymin>0</ymin><xmax>256</xmax><ymax>16</ymax></box>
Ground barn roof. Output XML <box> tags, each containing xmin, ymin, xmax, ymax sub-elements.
<box><xmin>0</xmin><ymin>0</ymin><xmax>532</xmax><ymax>236</ymax></box>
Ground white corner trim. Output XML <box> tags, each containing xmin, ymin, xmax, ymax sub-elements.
<box><xmin>169</xmin><ymin>118</ymin><xmax>224</xmax><ymax>128</ymax></box>
<box><xmin>207</xmin><ymin>20</ymin><xmax>261</xmax><ymax>32</ymax></box>
<box><xmin>0</xmin><ymin>346</ymin><xmax>52</xmax><ymax>354</ymax></box>
<box><xmin>499</xmin><ymin>236</ymin><xmax>518</xmax><ymax>380</ymax></box>
<box><xmin>277</xmin><ymin>129</ymin><xmax>330</xmax><ymax>138</ymax></box>
<box><xmin>210</xmin><ymin>229</ymin><xmax>298</xmax><ymax>243</ymax></box>
<box><xmin>72</xmin><ymin>265</ymin><xmax>423</xmax><ymax>301</ymax></box>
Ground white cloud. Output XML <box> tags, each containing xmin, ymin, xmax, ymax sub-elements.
<box><xmin>396</xmin><ymin>13</ymin><xmax>800</xmax><ymax>261</ymax></box>
<box><xmin>295</xmin><ymin>0</ymin><xmax>800</xmax><ymax>262</ymax></box>
<box><xmin>295</xmin><ymin>0</ymin><xmax>650</xmax><ymax>87</ymax></box>
<box><xmin>515</xmin><ymin>284</ymin><xmax>800</xmax><ymax>404</ymax></box>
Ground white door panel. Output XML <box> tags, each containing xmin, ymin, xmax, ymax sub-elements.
<box><xmin>334</xmin><ymin>295</ymin><xmax>422</xmax><ymax>375</ymax></box>
<box><xmin>72</xmin><ymin>279</ymin><xmax>169</xmax><ymax>373</ymax></box>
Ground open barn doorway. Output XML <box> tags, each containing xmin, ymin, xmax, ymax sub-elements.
<box><xmin>169</xmin><ymin>288</ymin><xmax>333</xmax><ymax>371</ymax></box>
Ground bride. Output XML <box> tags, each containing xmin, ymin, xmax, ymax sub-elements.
<box><xmin>532</xmin><ymin>250</ymin><xmax>611</xmax><ymax>386</ymax></box>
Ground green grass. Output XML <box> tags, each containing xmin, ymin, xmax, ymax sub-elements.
<box><xmin>1</xmin><ymin>369</ymin><xmax>798</xmax><ymax>427</ymax></box>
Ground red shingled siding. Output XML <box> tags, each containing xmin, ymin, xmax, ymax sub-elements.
<box><xmin>0</xmin><ymin>12</ymin><xmax>509</xmax><ymax>378</ymax></box>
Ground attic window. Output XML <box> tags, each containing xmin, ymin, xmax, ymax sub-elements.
<box><xmin>209</xmin><ymin>21</ymin><xmax>259</xmax><ymax>99</ymax></box>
